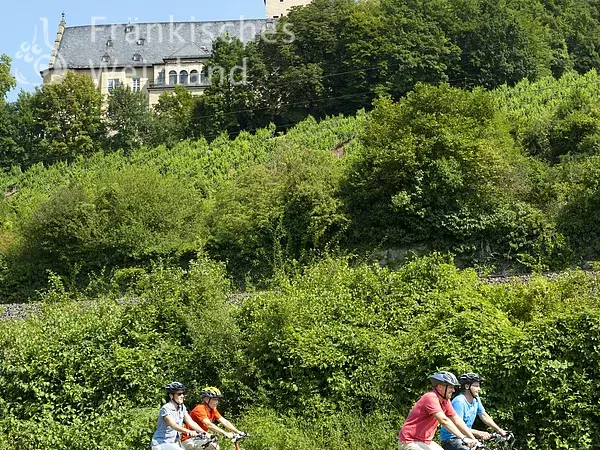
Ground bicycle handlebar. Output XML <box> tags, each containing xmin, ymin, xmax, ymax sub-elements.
<box><xmin>485</xmin><ymin>431</ymin><xmax>515</xmax><ymax>450</ymax></box>
<box><xmin>489</xmin><ymin>431</ymin><xmax>515</xmax><ymax>442</ymax></box>
<box><xmin>188</xmin><ymin>433</ymin><xmax>219</xmax><ymax>448</ymax></box>
<box><xmin>232</xmin><ymin>432</ymin><xmax>251</xmax><ymax>444</ymax></box>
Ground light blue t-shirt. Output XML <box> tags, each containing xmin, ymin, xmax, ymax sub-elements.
<box><xmin>151</xmin><ymin>402</ymin><xmax>187</xmax><ymax>446</ymax></box>
<box><xmin>440</xmin><ymin>393</ymin><xmax>485</xmax><ymax>441</ymax></box>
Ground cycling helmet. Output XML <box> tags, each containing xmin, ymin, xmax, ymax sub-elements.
<box><xmin>165</xmin><ymin>381</ymin><xmax>187</xmax><ymax>393</ymax></box>
<box><xmin>430</xmin><ymin>371</ymin><xmax>459</xmax><ymax>386</ymax></box>
<box><xmin>458</xmin><ymin>372</ymin><xmax>483</xmax><ymax>388</ymax></box>
<box><xmin>201</xmin><ymin>386</ymin><xmax>223</xmax><ymax>398</ymax></box>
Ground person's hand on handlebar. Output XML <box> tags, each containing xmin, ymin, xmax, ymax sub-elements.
<box><xmin>224</xmin><ymin>431</ymin><xmax>235</xmax><ymax>439</ymax></box>
<box><xmin>186</xmin><ymin>430</ymin><xmax>199</xmax><ymax>438</ymax></box>
<box><xmin>462</xmin><ymin>437</ymin><xmax>479</xmax><ymax>448</ymax></box>
<box><xmin>498</xmin><ymin>429</ymin><xmax>508</xmax><ymax>437</ymax></box>
<box><xmin>480</xmin><ymin>432</ymin><xmax>492</xmax><ymax>441</ymax></box>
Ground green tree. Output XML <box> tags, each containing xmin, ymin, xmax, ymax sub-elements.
<box><xmin>0</xmin><ymin>54</ymin><xmax>16</xmax><ymax>99</ymax></box>
<box><xmin>153</xmin><ymin>85</ymin><xmax>199</xmax><ymax>146</ymax></box>
<box><xmin>539</xmin><ymin>0</ymin><xmax>600</xmax><ymax>75</ymax></box>
<box><xmin>12</xmin><ymin>91</ymin><xmax>42</xmax><ymax>165</ymax></box>
<box><xmin>342</xmin><ymin>84</ymin><xmax>522</xmax><ymax>249</ymax></box>
<box><xmin>441</xmin><ymin>0</ymin><xmax>553</xmax><ymax>88</ymax></box>
<box><xmin>0</xmin><ymin>54</ymin><xmax>18</xmax><ymax>167</ymax></box>
<box><xmin>32</xmin><ymin>72</ymin><xmax>104</xmax><ymax>159</ymax></box>
<box><xmin>193</xmin><ymin>36</ymin><xmax>273</xmax><ymax>138</ymax></box>
<box><xmin>105</xmin><ymin>85</ymin><xmax>152</xmax><ymax>152</ymax></box>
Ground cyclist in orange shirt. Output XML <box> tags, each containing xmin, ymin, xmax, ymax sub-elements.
<box><xmin>181</xmin><ymin>387</ymin><xmax>245</xmax><ymax>450</ymax></box>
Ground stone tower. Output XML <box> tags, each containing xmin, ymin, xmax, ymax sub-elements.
<box><xmin>264</xmin><ymin>0</ymin><xmax>313</xmax><ymax>18</ymax></box>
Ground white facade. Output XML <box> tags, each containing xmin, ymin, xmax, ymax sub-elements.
<box><xmin>264</xmin><ymin>0</ymin><xmax>313</xmax><ymax>18</ymax></box>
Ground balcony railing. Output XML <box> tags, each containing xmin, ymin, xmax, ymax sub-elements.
<box><xmin>148</xmin><ymin>75</ymin><xmax>210</xmax><ymax>89</ymax></box>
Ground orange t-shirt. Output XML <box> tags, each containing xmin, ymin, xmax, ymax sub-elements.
<box><xmin>181</xmin><ymin>403</ymin><xmax>222</xmax><ymax>441</ymax></box>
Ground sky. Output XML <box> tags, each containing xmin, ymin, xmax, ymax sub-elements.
<box><xmin>1</xmin><ymin>0</ymin><xmax>266</xmax><ymax>101</ymax></box>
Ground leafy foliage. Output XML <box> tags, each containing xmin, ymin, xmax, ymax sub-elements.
<box><xmin>1</xmin><ymin>256</ymin><xmax>600</xmax><ymax>450</ymax></box>
<box><xmin>104</xmin><ymin>85</ymin><xmax>153</xmax><ymax>152</ymax></box>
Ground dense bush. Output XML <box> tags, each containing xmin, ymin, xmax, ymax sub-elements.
<box><xmin>205</xmin><ymin>128</ymin><xmax>350</xmax><ymax>281</ymax></box>
<box><xmin>495</xmin><ymin>70</ymin><xmax>600</xmax><ymax>161</ymax></box>
<box><xmin>1</xmin><ymin>255</ymin><xmax>600</xmax><ymax>449</ymax></box>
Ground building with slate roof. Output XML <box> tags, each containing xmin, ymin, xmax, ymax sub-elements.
<box><xmin>42</xmin><ymin>1</ymin><xmax>312</xmax><ymax>106</ymax></box>
<box><xmin>41</xmin><ymin>15</ymin><xmax>273</xmax><ymax>106</ymax></box>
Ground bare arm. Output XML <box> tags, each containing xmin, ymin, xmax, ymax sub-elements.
<box><xmin>479</xmin><ymin>412</ymin><xmax>506</xmax><ymax>436</ymax></box>
<box><xmin>433</xmin><ymin>412</ymin><xmax>477</xmax><ymax>445</ymax></box>
<box><xmin>202</xmin><ymin>418</ymin><xmax>234</xmax><ymax>439</ymax></box>
<box><xmin>184</xmin><ymin>412</ymin><xmax>206</xmax><ymax>434</ymax></box>
<box><xmin>471</xmin><ymin>429</ymin><xmax>491</xmax><ymax>440</ymax></box>
<box><xmin>218</xmin><ymin>417</ymin><xmax>241</xmax><ymax>434</ymax></box>
<box><xmin>163</xmin><ymin>414</ymin><xmax>197</xmax><ymax>437</ymax></box>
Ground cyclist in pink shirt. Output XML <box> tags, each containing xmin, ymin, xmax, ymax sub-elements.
<box><xmin>398</xmin><ymin>372</ymin><xmax>480</xmax><ymax>450</ymax></box>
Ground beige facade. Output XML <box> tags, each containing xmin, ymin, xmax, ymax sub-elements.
<box><xmin>264</xmin><ymin>0</ymin><xmax>313</xmax><ymax>18</ymax></box>
<box><xmin>40</xmin><ymin>12</ymin><xmax>275</xmax><ymax>107</ymax></box>
<box><xmin>44</xmin><ymin>65</ymin><xmax>207</xmax><ymax>108</ymax></box>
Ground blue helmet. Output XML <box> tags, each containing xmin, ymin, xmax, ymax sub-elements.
<box><xmin>430</xmin><ymin>371</ymin><xmax>459</xmax><ymax>386</ymax></box>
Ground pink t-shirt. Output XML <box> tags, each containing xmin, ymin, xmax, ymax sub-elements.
<box><xmin>398</xmin><ymin>391</ymin><xmax>456</xmax><ymax>444</ymax></box>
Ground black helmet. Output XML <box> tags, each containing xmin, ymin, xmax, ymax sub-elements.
<box><xmin>202</xmin><ymin>386</ymin><xmax>223</xmax><ymax>398</ymax></box>
<box><xmin>430</xmin><ymin>371</ymin><xmax>459</xmax><ymax>386</ymax></box>
<box><xmin>165</xmin><ymin>381</ymin><xmax>187</xmax><ymax>393</ymax></box>
<box><xmin>458</xmin><ymin>373</ymin><xmax>483</xmax><ymax>388</ymax></box>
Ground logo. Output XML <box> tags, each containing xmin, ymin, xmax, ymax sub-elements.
<box><xmin>13</xmin><ymin>17</ymin><xmax>55</xmax><ymax>86</ymax></box>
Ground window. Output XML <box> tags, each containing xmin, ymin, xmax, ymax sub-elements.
<box><xmin>106</xmin><ymin>39</ymin><xmax>113</xmax><ymax>47</ymax></box>
<box><xmin>132</xmin><ymin>53</ymin><xmax>142</xmax><ymax>62</ymax></box>
<box><xmin>190</xmin><ymin>70</ymin><xmax>199</xmax><ymax>84</ymax></box>
<box><xmin>101</xmin><ymin>53</ymin><xmax>110</xmax><ymax>63</ymax></box>
<box><xmin>132</xmin><ymin>78</ymin><xmax>141</xmax><ymax>92</ymax></box>
<box><xmin>179</xmin><ymin>70</ymin><xmax>188</xmax><ymax>85</ymax></box>
<box><xmin>157</xmin><ymin>71</ymin><xmax>165</xmax><ymax>85</ymax></box>
<box><xmin>136</xmin><ymin>38</ymin><xmax>145</xmax><ymax>45</ymax></box>
<box><xmin>169</xmin><ymin>70</ymin><xmax>177</xmax><ymax>85</ymax></box>
<box><xmin>107</xmin><ymin>79</ymin><xmax>120</xmax><ymax>92</ymax></box>
<box><xmin>125</xmin><ymin>25</ymin><xmax>134</xmax><ymax>33</ymax></box>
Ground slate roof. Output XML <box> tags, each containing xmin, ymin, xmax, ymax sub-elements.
<box><xmin>52</xmin><ymin>19</ymin><xmax>272</xmax><ymax>69</ymax></box>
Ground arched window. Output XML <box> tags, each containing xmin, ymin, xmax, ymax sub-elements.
<box><xmin>190</xmin><ymin>70</ymin><xmax>199</xmax><ymax>84</ymax></box>
<box><xmin>179</xmin><ymin>70</ymin><xmax>188</xmax><ymax>85</ymax></box>
<box><xmin>169</xmin><ymin>70</ymin><xmax>177</xmax><ymax>85</ymax></box>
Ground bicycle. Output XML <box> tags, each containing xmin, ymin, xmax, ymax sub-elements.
<box><xmin>231</xmin><ymin>432</ymin><xmax>251</xmax><ymax>450</ymax></box>
<box><xmin>185</xmin><ymin>432</ymin><xmax>219</xmax><ymax>449</ymax></box>
<box><xmin>473</xmin><ymin>432</ymin><xmax>515</xmax><ymax>450</ymax></box>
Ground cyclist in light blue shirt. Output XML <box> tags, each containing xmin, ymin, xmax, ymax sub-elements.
<box><xmin>440</xmin><ymin>373</ymin><xmax>507</xmax><ymax>450</ymax></box>
<box><xmin>151</xmin><ymin>382</ymin><xmax>208</xmax><ymax>450</ymax></box>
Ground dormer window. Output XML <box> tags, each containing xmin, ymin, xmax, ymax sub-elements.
<box><xmin>106</xmin><ymin>39</ymin><xmax>113</xmax><ymax>47</ymax></box>
<box><xmin>132</xmin><ymin>53</ymin><xmax>142</xmax><ymax>62</ymax></box>
<box><xmin>101</xmin><ymin>53</ymin><xmax>110</xmax><ymax>63</ymax></box>
<box><xmin>136</xmin><ymin>38</ymin><xmax>145</xmax><ymax>45</ymax></box>
<box><xmin>125</xmin><ymin>25</ymin><xmax>134</xmax><ymax>33</ymax></box>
